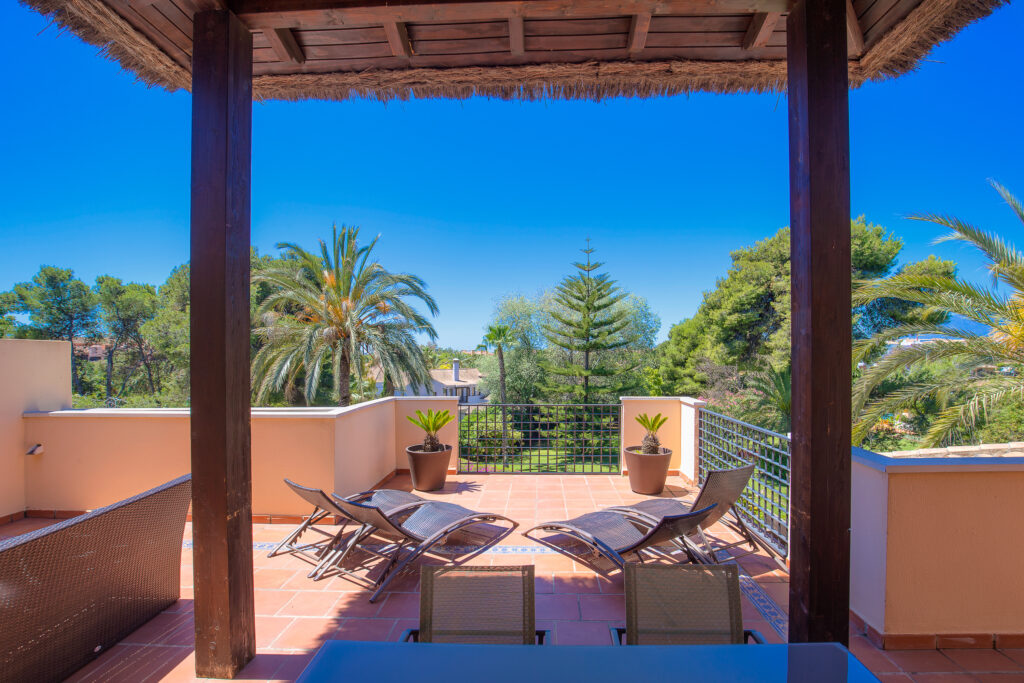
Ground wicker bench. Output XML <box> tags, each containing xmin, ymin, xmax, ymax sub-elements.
<box><xmin>0</xmin><ymin>474</ymin><xmax>192</xmax><ymax>682</ymax></box>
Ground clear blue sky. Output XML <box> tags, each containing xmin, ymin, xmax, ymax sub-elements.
<box><xmin>2</xmin><ymin>2</ymin><xmax>1021</xmax><ymax>349</ymax></box>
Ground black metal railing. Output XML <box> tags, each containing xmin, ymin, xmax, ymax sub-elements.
<box><xmin>698</xmin><ymin>408</ymin><xmax>790</xmax><ymax>557</ymax></box>
<box><xmin>458</xmin><ymin>404</ymin><xmax>621</xmax><ymax>474</ymax></box>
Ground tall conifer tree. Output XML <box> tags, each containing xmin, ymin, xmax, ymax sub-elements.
<box><xmin>542</xmin><ymin>242</ymin><xmax>636</xmax><ymax>403</ymax></box>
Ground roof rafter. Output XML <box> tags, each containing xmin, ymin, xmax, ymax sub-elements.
<box><xmin>742</xmin><ymin>11</ymin><xmax>780</xmax><ymax>50</ymax></box>
<box><xmin>383</xmin><ymin>20</ymin><xmax>413</xmax><ymax>57</ymax></box>
<box><xmin>264</xmin><ymin>27</ymin><xmax>305</xmax><ymax>62</ymax></box>
<box><xmin>846</xmin><ymin>0</ymin><xmax>865</xmax><ymax>56</ymax></box>
<box><xmin>508</xmin><ymin>15</ymin><xmax>524</xmax><ymax>55</ymax></box>
<box><xmin>627</xmin><ymin>12</ymin><xmax>651</xmax><ymax>55</ymax></box>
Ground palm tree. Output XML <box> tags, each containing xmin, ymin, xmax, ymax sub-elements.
<box><xmin>251</xmin><ymin>225</ymin><xmax>438</xmax><ymax>406</ymax></box>
<box><xmin>747</xmin><ymin>364</ymin><xmax>792</xmax><ymax>433</ymax></box>
<box><xmin>477</xmin><ymin>324</ymin><xmax>515</xmax><ymax>404</ymax></box>
<box><xmin>852</xmin><ymin>182</ymin><xmax>1024</xmax><ymax>447</ymax></box>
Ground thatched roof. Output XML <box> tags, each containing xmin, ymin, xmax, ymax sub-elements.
<box><xmin>20</xmin><ymin>0</ymin><xmax>1006</xmax><ymax>102</ymax></box>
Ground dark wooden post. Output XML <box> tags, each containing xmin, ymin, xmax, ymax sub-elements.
<box><xmin>190</xmin><ymin>9</ymin><xmax>255</xmax><ymax>678</ymax></box>
<box><xmin>786</xmin><ymin>0</ymin><xmax>852</xmax><ymax>645</ymax></box>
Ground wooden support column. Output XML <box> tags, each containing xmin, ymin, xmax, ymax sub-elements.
<box><xmin>786</xmin><ymin>0</ymin><xmax>852</xmax><ymax>646</ymax></box>
<box><xmin>190</xmin><ymin>9</ymin><xmax>256</xmax><ymax>678</ymax></box>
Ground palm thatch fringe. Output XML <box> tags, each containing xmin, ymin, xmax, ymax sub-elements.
<box><xmin>19</xmin><ymin>0</ymin><xmax>190</xmax><ymax>91</ymax></box>
<box><xmin>18</xmin><ymin>0</ymin><xmax>1007</xmax><ymax>101</ymax></box>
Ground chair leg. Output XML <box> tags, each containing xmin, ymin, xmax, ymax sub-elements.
<box><xmin>268</xmin><ymin>507</ymin><xmax>329</xmax><ymax>558</ymax></box>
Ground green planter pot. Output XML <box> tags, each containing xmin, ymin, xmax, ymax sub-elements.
<box><xmin>623</xmin><ymin>447</ymin><xmax>673</xmax><ymax>495</ymax></box>
<box><xmin>406</xmin><ymin>444</ymin><xmax>452</xmax><ymax>491</ymax></box>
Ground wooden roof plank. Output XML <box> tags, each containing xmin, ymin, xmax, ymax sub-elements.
<box><xmin>846</xmin><ymin>0</ymin><xmax>865</xmax><ymax>56</ymax></box>
<box><xmin>265</xmin><ymin>27</ymin><xmax>307</xmax><ymax>62</ymax></box>
<box><xmin>742</xmin><ymin>12</ymin><xmax>780</xmax><ymax>49</ymax></box>
<box><xmin>236</xmin><ymin>0</ymin><xmax>791</xmax><ymax>30</ymax></box>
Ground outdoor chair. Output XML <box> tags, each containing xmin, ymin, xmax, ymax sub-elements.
<box><xmin>401</xmin><ymin>566</ymin><xmax>548</xmax><ymax>644</ymax></box>
<box><xmin>269</xmin><ymin>479</ymin><xmax>426</xmax><ymax>580</ymax></box>
<box><xmin>524</xmin><ymin>504</ymin><xmax>716</xmax><ymax>571</ymax></box>
<box><xmin>0</xmin><ymin>474</ymin><xmax>192</xmax><ymax>683</ymax></box>
<box><xmin>609</xmin><ymin>463</ymin><xmax>785</xmax><ymax>568</ymax></box>
<box><xmin>331</xmin><ymin>494</ymin><xmax>517</xmax><ymax>602</ymax></box>
<box><xmin>610</xmin><ymin>564</ymin><xmax>766</xmax><ymax>645</ymax></box>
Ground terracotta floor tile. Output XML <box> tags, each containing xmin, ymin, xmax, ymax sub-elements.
<box><xmin>907</xmin><ymin>674</ymin><xmax>979</xmax><ymax>682</ymax></box>
<box><xmin>277</xmin><ymin>591</ymin><xmax>343</xmax><ymax>617</ymax></box>
<box><xmin>332</xmin><ymin>618</ymin><xmax>398</xmax><ymax>641</ymax></box>
<box><xmin>555</xmin><ymin>620</ymin><xmax>620</xmax><ymax>645</ymax></box>
<box><xmin>326</xmin><ymin>591</ymin><xmax>382</xmax><ymax>617</ymax></box>
<box><xmin>268</xmin><ymin>651</ymin><xmax>316</xmax><ymax>683</ymax></box>
<box><xmin>972</xmin><ymin>675</ymin><xmax>1024</xmax><ymax>682</ymax></box>
<box><xmin>876</xmin><ymin>674</ymin><xmax>915</xmax><ymax>682</ymax></box>
<box><xmin>579</xmin><ymin>594</ymin><xmax>626</xmax><ymax>621</ymax></box>
<box><xmin>376</xmin><ymin>591</ymin><xmax>420</xmax><ymax>619</ymax></box>
<box><xmin>121</xmin><ymin>611</ymin><xmax>192</xmax><ymax>645</ymax></box>
<box><xmin>552</xmin><ymin>572</ymin><xmax>602</xmax><ymax>594</ymax></box>
<box><xmin>272</xmin><ymin>617</ymin><xmax>343</xmax><ymax>650</ymax></box>
<box><xmin>1001</xmin><ymin>650</ymin><xmax>1024</xmax><ymax>667</ymax></box>
<box><xmin>850</xmin><ymin>635</ymin><xmax>902</xmax><ymax>673</ymax></box>
<box><xmin>941</xmin><ymin>649</ymin><xmax>1024</xmax><ymax>672</ymax></box>
<box><xmin>536</xmin><ymin>593</ymin><xmax>581</xmax><ymax>620</ymax></box>
<box><xmin>255</xmin><ymin>588</ymin><xmax>297</xmax><ymax>616</ymax></box>
<box><xmin>256</xmin><ymin>616</ymin><xmax>297</xmax><ymax>648</ymax></box>
<box><xmin>886</xmin><ymin>650</ymin><xmax>963</xmax><ymax>673</ymax></box>
<box><xmin>255</xmin><ymin>568</ymin><xmax>301</xmax><ymax>590</ymax></box>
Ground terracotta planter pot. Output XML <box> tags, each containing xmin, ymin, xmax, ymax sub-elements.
<box><xmin>623</xmin><ymin>447</ymin><xmax>673</xmax><ymax>495</ymax></box>
<box><xmin>406</xmin><ymin>444</ymin><xmax>452</xmax><ymax>492</ymax></box>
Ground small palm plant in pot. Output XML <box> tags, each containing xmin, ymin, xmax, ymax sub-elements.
<box><xmin>405</xmin><ymin>409</ymin><xmax>455</xmax><ymax>491</ymax></box>
<box><xmin>624</xmin><ymin>412</ymin><xmax>673</xmax><ymax>494</ymax></box>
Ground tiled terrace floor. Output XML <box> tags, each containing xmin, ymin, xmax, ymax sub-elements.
<box><xmin>6</xmin><ymin>473</ymin><xmax>1024</xmax><ymax>682</ymax></box>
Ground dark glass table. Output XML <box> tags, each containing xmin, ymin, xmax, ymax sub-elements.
<box><xmin>297</xmin><ymin>641</ymin><xmax>879</xmax><ymax>682</ymax></box>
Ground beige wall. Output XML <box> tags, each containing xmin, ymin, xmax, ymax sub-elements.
<box><xmin>393</xmin><ymin>397</ymin><xmax>461</xmax><ymax>471</ymax></box>
<box><xmin>332</xmin><ymin>398</ymin><xmax>396</xmax><ymax>497</ymax></box>
<box><xmin>850</xmin><ymin>454</ymin><xmax>889</xmax><ymax>633</ymax></box>
<box><xmin>0</xmin><ymin>340</ymin><xmax>72</xmax><ymax>515</ymax></box>
<box><xmin>885</xmin><ymin>469</ymin><xmax>1024</xmax><ymax>635</ymax></box>
<box><xmin>620</xmin><ymin>397</ymin><xmax>683</xmax><ymax>471</ymax></box>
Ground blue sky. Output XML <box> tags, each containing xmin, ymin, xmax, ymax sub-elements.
<box><xmin>2</xmin><ymin>2</ymin><xmax>1021</xmax><ymax>349</ymax></box>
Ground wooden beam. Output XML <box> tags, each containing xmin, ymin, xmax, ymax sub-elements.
<box><xmin>235</xmin><ymin>0</ymin><xmax>791</xmax><ymax>30</ymax></box>
<box><xmin>190</xmin><ymin>9</ymin><xmax>256</xmax><ymax>679</ymax></box>
<box><xmin>508</xmin><ymin>15</ymin><xmax>524</xmax><ymax>55</ymax></box>
<box><xmin>742</xmin><ymin>11</ymin><xmax>780</xmax><ymax>49</ymax></box>
<box><xmin>846</xmin><ymin>0</ymin><xmax>865</xmax><ymax>56</ymax></box>
<box><xmin>264</xmin><ymin>27</ymin><xmax>306</xmax><ymax>63</ymax></box>
<box><xmin>383</xmin><ymin>21</ymin><xmax>413</xmax><ymax>57</ymax></box>
<box><xmin>627</xmin><ymin>12</ymin><xmax>651</xmax><ymax>55</ymax></box>
<box><xmin>785</xmin><ymin>0</ymin><xmax>852</xmax><ymax>647</ymax></box>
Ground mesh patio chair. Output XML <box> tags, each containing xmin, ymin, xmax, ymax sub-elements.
<box><xmin>401</xmin><ymin>566</ymin><xmax>549</xmax><ymax>644</ymax></box>
<box><xmin>331</xmin><ymin>495</ymin><xmax>517</xmax><ymax>602</ymax></box>
<box><xmin>524</xmin><ymin>504</ymin><xmax>716</xmax><ymax>570</ymax></box>
<box><xmin>268</xmin><ymin>479</ymin><xmax>426</xmax><ymax>580</ymax></box>
<box><xmin>610</xmin><ymin>564</ymin><xmax>766</xmax><ymax>645</ymax></box>
<box><xmin>609</xmin><ymin>463</ymin><xmax>785</xmax><ymax>568</ymax></box>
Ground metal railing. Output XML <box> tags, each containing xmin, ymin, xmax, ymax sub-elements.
<box><xmin>458</xmin><ymin>404</ymin><xmax>621</xmax><ymax>474</ymax></box>
<box><xmin>698</xmin><ymin>408</ymin><xmax>790</xmax><ymax>557</ymax></box>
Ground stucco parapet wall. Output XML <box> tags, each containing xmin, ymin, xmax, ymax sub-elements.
<box><xmin>22</xmin><ymin>395</ymin><xmax>455</xmax><ymax>421</ymax></box>
<box><xmin>853</xmin><ymin>446</ymin><xmax>1024</xmax><ymax>473</ymax></box>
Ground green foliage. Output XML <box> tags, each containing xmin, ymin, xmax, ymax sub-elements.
<box><xmin>745</xmin><ymin>365</ymin><xmax>793</xmax><ymax>433</ymax></box>
<box><xmin>0</xmin><ymin>291</ymin><xmax>18</xmax><ymax>338</ymax></box>
<box><xmin>975</xmin><ymin>395</ymin><xmax>1024</xmax><ymax>444</ymax></box>
<box><xmin>478</xmin><ymin>324</ymin><xmax>515</xmax><ymax>403</ymax></box>
<box><xmin>407</xmin><ymin>408</ymin><xmax>454</xmax><ymax>451</ymax></box>
<box><xmin>852</xmin><ymin>182</ymin><xmax>1024</xmax><ymax>447</ymax></box>
<box><xmin>95</xmin><ymin>275</ymin><xmax>159</xmax><ymax>396</ymax></box>
<box><xmin>540</xmin><ymin>242</ymin><xmax>638</xmax><ymax>403</ymax></box>
<box><xmin>635</xmin><ymin>412</ymin><xmax>668</xmax><ymax>434</ymax></box>
<box><xmin>251</xmin><ymin>225</ymin><xmax>438</xmax><ymax>406</ymax></box>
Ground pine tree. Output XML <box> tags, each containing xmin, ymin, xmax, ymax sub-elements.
<box><xmin>541</xmin><ymin>242</ymin><xmax>637</xmax><ymax>403</ymax></box>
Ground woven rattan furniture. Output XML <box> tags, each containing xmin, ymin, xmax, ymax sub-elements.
<box><xmin>0</xmin><ymin>474</ymin><xmax>192</xmax><ymax>683</ymax></box>
<box><xmin>524</xmin><ymin>504</ymin><xmax>716</xmax><ymax>570</ymax></box>
<box><xmin>401</xmin><ymin>566</ymin><xmax>548</xmax><ymax>644</ymax></box>
<box><xmin>610</xmin><ymin>464</ymin><xmax>785</xmax><ymax>568</ymax></box>
<box><xmin>331</xmin><ymin>495</ymin><xmax>517</xmax><ymax>602</ymax></box>
<box><xmin>611</xmin><ymin>564</ymin><xmax>766</xmax><ymax>645</ymax></box>
<box><xmin>269</xmin><ymin>479</ymin><xmax>426</xmax><ymax>580</ymax></box>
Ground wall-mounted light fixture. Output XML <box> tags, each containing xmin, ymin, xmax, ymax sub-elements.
<box><xmin>26</xmin><ymin>444</ymin><xmax>44</xmax><ymax>455</ymax></box>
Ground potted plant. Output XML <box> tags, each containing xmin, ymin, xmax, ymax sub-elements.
<box><xmin>624</xmin><ymin>412</ymin><xmax>672</xmax><ymax>495</ymax></box>
<box><xmin>405</xmin><ymin>409</ymin><xmax>455</xmax><ymax>491</ymax></box>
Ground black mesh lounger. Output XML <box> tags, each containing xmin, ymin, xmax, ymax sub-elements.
<box><xmin>269</xmin><ymin>479</ymin><xmax>426</xmax><ymax>580</ymax></box>
<box><xmin>332</xmin><ymin>495</ymin><xmax>518</xmax><ymax>602</ymax></box>
<box><xmin>524</xmin><ymin>504</ymin><xmax>716</xmax><ymax>570</ymax></box>
<box><xmin>608</xmin><ymin>464</ymin><xmax>785</xmax><ymax>568</ymax></box>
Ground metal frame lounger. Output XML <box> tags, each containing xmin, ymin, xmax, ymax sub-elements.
<box><xmin>609</xmin><ymin>464</ymin><xmax>785</xmax><ymax>568</ymax></box>
<box><xmin>268</xmin><ymin>479</ymin><xmax>426</xmax><ymax>580</ymax></box>
<box><xmin>610</xmin><ymin>564</ymin><xmax>766</xmax><ymax>645</ymax></box>
<box><xmin>524</xmin><ymin>504</ymin><xmax>717</xmax><ymax>571</ymax></box>
<box><xmin>331</xmin><ymin>495</ymin><xmax>518</xmax><ymax>602</ymax></box>
<box><xmin>401</xmin><ymin>565</ymin><xmax>549</xmax><ymax>644</ymax></box>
